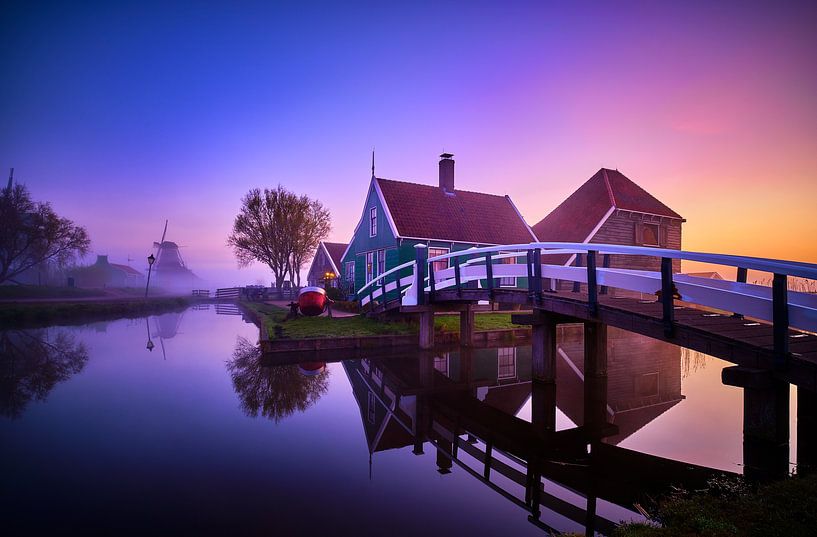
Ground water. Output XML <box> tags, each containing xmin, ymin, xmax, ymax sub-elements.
<box><xmin>0</xmin><ymin>308</ymin><xmax>800</xmax><ymax>535</ymax></box>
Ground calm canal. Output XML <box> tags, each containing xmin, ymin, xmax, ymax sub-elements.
<box><xmin>0</xmin><ymin>307</ymin><xmax>800</xmax><ymax>535</ymax></box>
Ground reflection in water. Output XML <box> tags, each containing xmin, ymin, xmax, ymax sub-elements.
<box><xmin>0</xmin><ymin>329</ymin><xmax>89</xmax><ymax>419</ymax></box>
<box><xmin>227</xmin><ymin>337</ymin><xmax>329</xmax><ymax>422</ymax></box>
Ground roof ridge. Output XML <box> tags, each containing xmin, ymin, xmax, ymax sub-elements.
<box><xmin>375</xmin><ymin>177</ymin><xmax>509</xmax><ymax>199</ymax></box>
<box><xmin>602</xmin><ymin>168</ymin><xmax>617</xmax><ymax>207</ymax></box>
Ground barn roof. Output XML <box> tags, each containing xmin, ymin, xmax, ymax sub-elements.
<box><xmin>375</xmin><ymin>177</ymin><xmax>535</xmax><ymax>245</ymax></box>
<box><xmin>321</xmin><ymin>242</ymin><xmax>348</xmax><ymax>274</ymax></box>
<box><xmin>532</xmin><ymin>168</ymin><xmax>683</xmax><ymax>244</ymax></box>
<box><xmin>110</xmin><ymin>263</ymin><xmax>143</xmax><ymax>276</ymax></box>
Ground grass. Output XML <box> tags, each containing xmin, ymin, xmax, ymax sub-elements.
<box><xmin>0</xmin><ymin>284</ymin><xmax>107</xmax><ymax>299</ymax></box>
<box><xmin>244</xmin><ymin>302</ymin><xmax>522</xmax><ymax>340</ymax></box>
<box><xmin>0</xmin><ymin>296</ymin><xmax>193</xmax><ymax>329</ymax></box>
<box><xmin>611</xmin><ymin>473</ymin><xmax>817</xmax><ymax>537</ymax></box>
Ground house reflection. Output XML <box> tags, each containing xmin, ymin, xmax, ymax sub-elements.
<box><xmin>342</xmin><ymin>330</ymin><xmax>704</xmax><ymax>536</ymax></box>
<box><xmin>0</xmin><ymin>329</ymin><xmax>89</xmax><ymax>419</ymax></box>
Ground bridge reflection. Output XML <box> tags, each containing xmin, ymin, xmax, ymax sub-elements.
<box><xmin>342</xmin><ymin>327</ymin><xmax>719</xmax><ymax>535</ymax></box>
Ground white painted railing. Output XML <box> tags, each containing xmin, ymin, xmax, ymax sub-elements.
<box><xmin>357</xmin><ymin>243</ymin><xmax>817</xmax><ymax>359</ymax></box>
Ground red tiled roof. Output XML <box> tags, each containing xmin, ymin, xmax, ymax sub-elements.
<box><xmin>532</xmin><ymin>168</ymin><xmax>683</xmax><ymax>247</ymax></box>
<box><xmin>322</xmin><ymin>242</ymin><xmax>347</xmax><ymax>272</ymax></box>
<box><xmin>375</xmin><ymin>178</ymin><xmax>534</xmax><ymax>245</ymax></box>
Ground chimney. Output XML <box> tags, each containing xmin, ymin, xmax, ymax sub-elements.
<box><xmin>439</xmin><ymin>153</ymin><xmax>454</xmax><ymax>192</ymax></box>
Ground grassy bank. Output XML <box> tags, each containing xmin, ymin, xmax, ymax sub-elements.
<box><xmin>611</xmin><ymin>474</ymin><xmax>817</xmax><ymax>537</ymax></box>
<box><xmin>244</xmin><ymin>303</ymin><xmax>522</xmax><ymax>340</ymax></box>
<box><xmin>0</xmin><ymin>297</ymin><xmax>193</xmax><ymax>329</ymax></box>
<box><xmin>0</xmin><ymin>285</ymin><xmax>108</xmax><ymax>299</ymax></box>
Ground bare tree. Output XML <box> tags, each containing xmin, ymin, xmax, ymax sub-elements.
<box><xmin>227</xmin><ymin>185</ymin><xmax>330</xmax><ymax>289</ymax></box>
<box><xmin>0</xmin><ymin>182</ymin><xmax>90</xmax><ymax>285</ymax></box>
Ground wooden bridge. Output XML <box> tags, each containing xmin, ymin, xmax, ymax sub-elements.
<box><xmin>357</xmin><ymin>242</ymin><xmax>817</xmax><ymax>387</ymax></box>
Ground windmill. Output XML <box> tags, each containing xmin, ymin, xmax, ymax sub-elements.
<box><xmin>150</xmin><ymin>220</ymin><xmax>200</xmax><ymax>290</ymax></box>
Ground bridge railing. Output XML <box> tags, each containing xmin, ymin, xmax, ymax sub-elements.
<box><xmin>357</xmin><ymin>260</ymin><xmax>417</xmax><ymax>309</ymax></box>
<box><xmin>419</xmin><ymin>242</ymin><xmax>817</xmax><ymax>365</ymax></box>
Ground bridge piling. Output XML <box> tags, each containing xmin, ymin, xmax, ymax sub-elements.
<box><xmin>797</xmin><ymin>388</ymin><xmax>817</xmax><ymax>474</ymax></box>
<box><xmin>722</xmin><ymin>366</ymin><xmax>790</xmax><ymax>480</ymax></box>
<box><xmin>584</xmin><ymin>322</ymin><xmax>608</xmax><ymax>432</ymax></box>
<box><xmin>419</xmin><ymin>310</ymin><xmax>435</xmax><ymax>349</ymax></box>
<box><xmin>460</xmin><ymin>305</ymin><xmax>474</xmax><ymax>347</ymax></box>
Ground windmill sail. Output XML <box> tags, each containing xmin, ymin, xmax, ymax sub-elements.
<box><xmin>151</xmin><ymin>221</ymin><xmax>201</xmax><ymax>291</ymax></box>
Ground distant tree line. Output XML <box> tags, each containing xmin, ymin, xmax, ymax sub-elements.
<box><xmin>0</xmin><ymin>181</ymin><xmax>90</xmax><ymax>285</ymax></box>
<box><xmin>228</xmin><ymin>185</ymin><xmax>331</xmax><ymax>289</ymax></box>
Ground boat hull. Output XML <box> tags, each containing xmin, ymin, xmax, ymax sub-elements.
<box><xmin>298</xmin><ymin>286</ymin><xmax>328</xmax><ymax>317</ymax></box>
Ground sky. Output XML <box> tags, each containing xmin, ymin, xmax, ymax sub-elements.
<box><xmin>2</xmin><ymin>0</ymin><xmax>816</xmax><ymax>286</ymax></box>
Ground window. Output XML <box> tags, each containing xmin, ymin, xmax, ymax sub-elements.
<box><xmin>499</xmin><ymin>252</ymin><xmax>516</xmax><ymax>287</ymax></box>
<box><xmin>367</xmin><ymin>391</ymin><xmax>376</xmax><ymax>424</ymax></box>
<box><xmin>434</xmin><ymin>353</ymin><xmax>450</xmax><ymax>377</ymax></box>
<box><xmin>366</xmin><ymin>252</ymin><xmax>374</xmax><ymax>283</ymax></box>
<box><xmin>369</xmin><ymin>207</ymin><xmax>377</xmax><ymax>237</ymax></box>
<box><xmin>428</xmin><ymin>247</ymin><xmax>450</xmax><ymax>274</ymax></box>
<box><xmin>497</xmin><ymin>347</ymin><xmax>517</xmax><ymax>379</ymax></box>
<box><xmin>346</xmin><ymin>261</ymin><xmax>355</xmax><ymax>285</ymax></box>
<box><xmin>642</xmin><ymin>223</ymin><xmax>660</xmax><ymax>247</ymax></box>
<box><xmin>635</xmin><ymin>372</ymin><xmax>659</xmax><ymax>397</ymax></box>
<box><xmin>377</xmin><ymin>249</ymin><xmax>386</xmax><ymax>276</ymax></box>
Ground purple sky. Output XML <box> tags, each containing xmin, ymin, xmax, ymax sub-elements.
<box><xmin>3</xmin><ymin>1</ymin><xmax>816</xmax><ymax>286</ymax></box>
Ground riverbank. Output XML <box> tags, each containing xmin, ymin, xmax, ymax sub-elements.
<box><xmin>611</xmin><ymin>473</ymin><xmax>817</xmax><ymax>537</ymax></box>
<box><xmin>0</xmin><ymin>296</ymin><xmax>195</xmax><ymax>328</ymax></box>
<box><xmin>242</xmin><ymin>302</ymin><xmax>531</xmax><ymax>351</ymax></box>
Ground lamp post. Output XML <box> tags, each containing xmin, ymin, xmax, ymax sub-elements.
<box><xmin>145</xmin><ymin>253</ymin><xmax>156</xmax><ymax>298</ymax></box>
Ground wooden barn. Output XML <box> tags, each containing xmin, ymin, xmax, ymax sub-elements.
<box><xmin>531</xmin><ymin>168</ymin><xmax>685</xmax><ymax>294</ymax></box>
<box><xmin>340</xmin><ymin>153</ymin><xmax>536</xmax><ymax>296</ymax></box>
<box><xmin>306</xmin><ymin>241</ymin><xmax>348</xmax><ymax>289</ymax></box>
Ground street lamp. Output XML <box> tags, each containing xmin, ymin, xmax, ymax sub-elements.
<box><xmin>145</xmin><ymin>253</ymin><xmax>156</xmax><ymax>298</ymax></box>
<box><xmin>145</xmin><ymin>316</ymin><xmax>155</xmax><ymax>352</ymax></box>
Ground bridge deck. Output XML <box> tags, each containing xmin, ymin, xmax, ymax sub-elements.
<box><xmin>409</xmin><ymin>288</ymin><xmax>817</xmax><ymax>389</ymax></box>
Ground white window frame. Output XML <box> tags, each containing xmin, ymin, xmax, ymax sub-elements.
<box><xmin>377</xmin><ymin>249</ymin><xmax>386</xmax><ymax>276</ymax></box>
<box><xmin>346</xmin><ymin>261</ymin><xmax>355</xmax><ymax>285</ymax></box>
<box><xmin>428</xmin><ymin>247</ymin><xmax>450</xmax><ymax>274</ymax></box>
<box><xmin>499</xmin><ymin>251</ymin><xmax>517</xmax><ymax>287</ymax></box>
<box><xmin>369</xmin><ymin>206</ymin><xmax>377</xmax><ymax>237</ymax></box>
<box><xmin>497</xmin><ymin>347</ymin><xmax>517</xmax><ymax>380</ymax></box>
<box><xmin>365</xmin><ymin>251</ymin><xmax>374</xmax><ymax>283</ymax></box>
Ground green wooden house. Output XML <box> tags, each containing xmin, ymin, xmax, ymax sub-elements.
<box><xmin>340</xmin><ymin>154</ymin><xmax>536</xmax><ymax>298</ymax></box>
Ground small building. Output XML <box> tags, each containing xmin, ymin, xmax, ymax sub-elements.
<box><xmin>340</xmin><ymin>153</ymin><xmax>536</xmax><ymax>295</ymax></box>
<box><xmin>306</xmin><ymin>241</ymin><xmax>348</xmax><ymax>289</ymax></box>
<box><xmin>531</xmin><ymin>168</ymin><xmax>684</xmax><ymax>293</ymax></box>
<box><xmin>71</xmin><ymin>255</ymin><xmax>145</xmax><ymax>288</ymax></box>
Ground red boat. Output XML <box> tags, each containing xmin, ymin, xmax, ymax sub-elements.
<box><xmin>298</xmin><ymin>286</ymin><xmax>329</xmax><ymax>317</ymax></box>
<box><xmin>298</xmin><ymin>362</ymin><xmax>326</xmax><ymax>376</ymax></box>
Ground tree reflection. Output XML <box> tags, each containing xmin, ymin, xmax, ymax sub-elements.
<box><xmin>226</xmin><ymin>337</ymin><xmax>329</xmax><ymax>422</ymax></box>
<box><xmin>0</xmin><ymin>329</ymin><xmax>89</xmax><ymax>419</ymax></box>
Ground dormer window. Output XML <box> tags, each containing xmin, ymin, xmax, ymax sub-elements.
<box><xmin>369</xmin><ymin>207</ymin><xmax>377</xmax><ymax>237</ymax></box>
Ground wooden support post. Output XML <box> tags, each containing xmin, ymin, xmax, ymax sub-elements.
<box><xmin>531</xmin><ymin>311</ymin><xmax>558</xmax><ymax>435</ymax></box>
<box><xmin>661</xmin><ymin>257</ymin><xmax>674</xmax><ymax>337</ymax></box>
<box><xmin>436</xmin><ymin>438</ymin><xmax>453</xmax><ymax>474</ymax></box>
<box><xmin>485</xmin><ymin>252</ymin><xmax>494</xmax><ymax>297</ymax></box>
<box><xmin>483</xmin><ymin>443</ymin><xmax>493</xmax><ymax>479</ymax></box>
<box><xmin>587</xmin><ymin>250</ymin><xmax>598</xmax><ymax>317</ymax></box>
<box><xmin>380</xmin><ymin>276</ymin><xmax>386</xmax><ymax>304</ymax></box>
<box><xmin>732</xmin><ymin>267</ymin><xmax>748</xmax><ymax>318</ymax></box>
<box><xmin>454</xmin><ymin>255</ymin><xmax>462</xmax><ymax>297</ymax></box>
<box><xmin>525</xmin><ymin>250</ymin><xmax>536</xmax><ymax>303</ymax></box>
<box><xmin>773</xmin><ymin>273</ymin><xmax>789</xmax><ymax>369</ymax></box>
<box><xmin>460</xmin><ymin>305</ymin><xmax>474</xmax><ymax>347</ymax></box>
<box><xmin>722</xmin><ymin>366</ymin><xmax>790</xmax><ymax>481</ymax></box>
<box><xmin>533</xmin><ymin>248</ymin><xmax>543</xmax><ymax>302</ymax></box>
<box><xmin>600</xmin><ymin>254</ymin><xmax>610</xmax><ymax>295</ymax></box>
<box><xmin>428</xmin><ymin>262</ymin><xmax>436</xmax><ymax>297</ymax></box>
<box><xmin>415</xmin><ymin>244</ymin><xmax>427</xmax><ymax>306</ymax></box>
<box><xmin>584</xmin><ymin>322</ymin><xmax>608</xmax><ymax>432</ymax></box>
<box><xmin>798</xmin><ymin>388</ymin><xmax>817</xmax><ymax>475</ymax></box>
<box><xmin>572</xmin><ymin>254</ymin><xmax>582</xmax><ymax>293</ymax></box>
<box><xmin>419</xmin><ymin>310</ymin><xmax>435</xmax><ymax>349</ymax></box>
